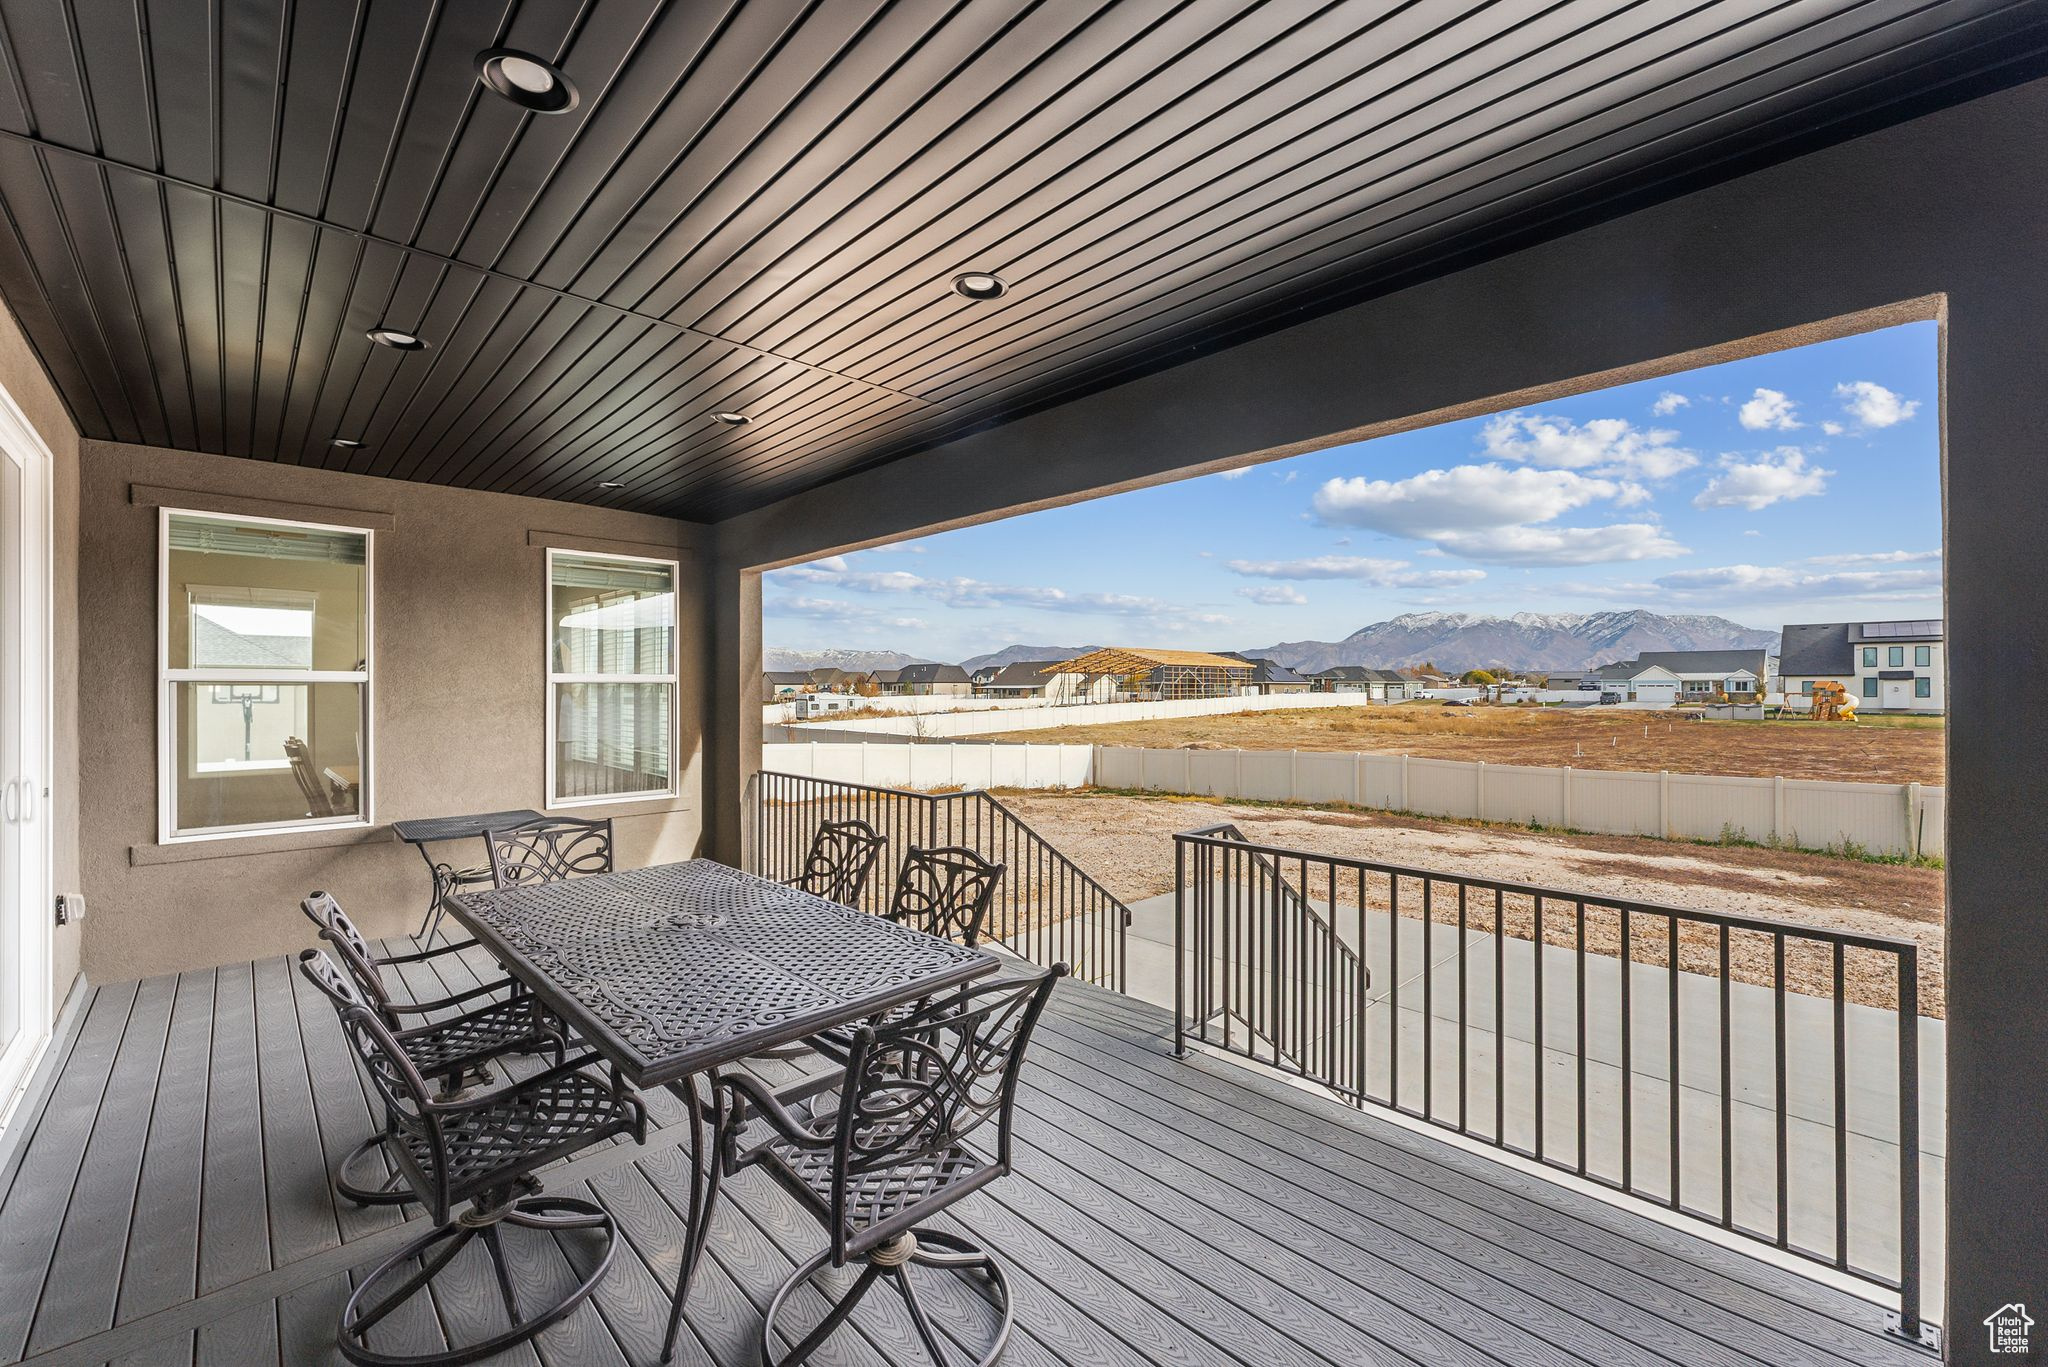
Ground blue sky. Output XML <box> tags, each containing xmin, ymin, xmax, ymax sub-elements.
<box><xmin>766</xmin><ymin>322</ymin><xmax>1941</xmax><ymax>663</ymax></box>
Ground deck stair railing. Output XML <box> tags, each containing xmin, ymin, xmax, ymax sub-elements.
<box><xmin>1173</xmin><ymin>823</ymin><xmax>1928</xmax><ymax>1342</ymax></box>
<box><xmin>746</xmin><ymin>770</ymin><xmax>1129</xmax><ymax>990</ymax></box>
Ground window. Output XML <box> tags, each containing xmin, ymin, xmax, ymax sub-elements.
<box><xmin>1888</xmin><ymin>645</ymin><xmax>1904</xmax><ymax>667</ymax></box>
<box><xmin>1863</xmin><ymin>677</ymin><xmax>1879</xmax><ymax>698</ymax></box>
<box><xmin>161</xmin><ymin>510</ymin><xmax>371</xmax><ymax>840</ymax></box>
<box><xmin>1915</xmin><ymin>676</ymin><xmax>1932</xmax><ymax>698</ymax></box>
<box><xmin>1915</xmin><ymin>645</ymin><xmax>1931</xmax><ymax>667</ymax></box>
<box><xmin>548</xmin><ymin>550</ymin><xmax>677</xmax><ymax>806</ymax></box>
<box><xmin>1801</xmin><ymin>681</ymin><xmax>1815</xmax><ymax>695</ymax></box>
<box><xmin>1862</xmin><ymin>646</ymin><xmax>1877</xmax><ymax>668</ymax></box>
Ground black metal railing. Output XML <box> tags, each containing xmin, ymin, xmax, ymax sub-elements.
<box><xmin>747</xmin><ymin>771</ymin><xmax>1129</xmax><ymax>990</ymax></box>
<box><xmin>1173</xmin><ymin>823</ymin><xmax>1926</xmax><ymax>1337</ymax></box>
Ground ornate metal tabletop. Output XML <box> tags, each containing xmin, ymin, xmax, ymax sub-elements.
<box><xmin>392</xmin><ymin>808</ymin><xmax>545</xmax><ymax>846</ymax></box>
<box><xmin>444</xmin><ymin>860</ymin><xmax>996</xmax><ymax>1086</ymax></box>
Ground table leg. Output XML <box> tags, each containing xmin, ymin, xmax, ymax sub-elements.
<box><xmin>662</xmin><ymin>1068</ymin><xmax>730</xmax><ymax>1363</ymax></box>
<box><xmin>414</xmin><ymin>841</ymin><xmax>448</xmax><ymax>940</ymax></box>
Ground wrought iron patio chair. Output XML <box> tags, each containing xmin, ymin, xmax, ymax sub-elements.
<box><xmin>299</xmin><ymin>949</ymin><xmax>646</xmax><ymax>1367</ymax></box>
<box><xmin>802</xmin><ymin>846</ymin><xmax>1004</xmax><ymax>1065</ymax></box>
<box><xmin>487</xmin><ymin>815</ymin><xmax>615</xmax><ymax>888</ymax></box>
<box><xmin>785</xmin><ymin>819</ymin><xmax>888</xmax><ymax>906</ymax></box>
<box><xmin>299</xmin><ymin>892</ymin><xmax>565</xmax><ymax>1205</ymax></box>
<box><xmin>690</xmin><ymin>965</ymin><xmax>1067</xmax><ymax>1367</ymax></box>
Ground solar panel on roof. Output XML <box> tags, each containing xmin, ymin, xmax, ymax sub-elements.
<box><xmin>1860</xmin><ymin>620</ymin><xmax>1942</xmax><ymax>638</ymax></box>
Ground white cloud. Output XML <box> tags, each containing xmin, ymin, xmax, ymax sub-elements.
<box><xmin>1313</xmin><ymin>463</ymin><xmax>1624</xmax><ymax>533</ymax></box>
<box><xmin>1692</xmin><ymin>447</ymin><xmax>1831</xmax><ymax>511</ymax></box>
<box><xmin>1428</xmin><ymin>523</ymin><xmax>1686</xmax><ymax>566</ymax></box>
<box><xmin>1236</xmin><ymin>584</ymin><xmax>1307</xmax><ymax>605</ymax></box>
<box><xmin>1225</xmin><ymin>554</ymin><xmax>1486</xmax><ymax>587</ymax></box>
<box><xmin>1738</xmin><ymin>388</ymin><xmax>1801</xmax><ymax>431</ymax></box>
<box><xmin>773</xmin><ymin>562</ymin><xmax>1228</xmax><ymax>631</ymax></box>
<box><xmin>811</xmin><ymin>554</ymin><xmax>850</xmax><ymax>572</ymax></box>
<box><xmin>1310</xmin><ymin>463</ymin><xmax>1685</xmax><ymax>566</ymax></box>
<box><xmin>1743</xmin><ymin>529</ymin><xmax>1762</xmax><ymax>537</ymax></box>
<box><xmin>769</xmin><ymin>596</ymin><xmax>928</xmax><ymax>630</ymax></box>
<box><xmin>865</xmin><ymin>542</ymin><xmax>926</xmax><ymax>555</ymax></box>
<box><xmin>1802</xmin><ymin>548</ymin><xmax>1940</xmax><ymax>566</ymax></box>
<box><xmin>1651</xmin><ymin>563</ymin><xmax>1940</xmax><ymax>603</ymax></box>
<box><xmin>1650</xmin><ymin>391</ymin><xmax>1690</xmax><ymax>416</ymax></box>
<box><xmin>1479</xmin><ymin>412</ymin><xmax>1697</xmax><ymax>479</ymax></box>
<box><xmin>1820</xmin><ymin>421</ymin><xmax>1845</xmax><ymax>436</ymax></box>
<box><xmin>1835</xmin><ymin>380</ymin><xmax>1919</xmax><ymax>429</ymax></box>
<box><xmin>1216</xmin><ymin>467</ymin><xmax>1251</xmax><ymax>481</ymax></box>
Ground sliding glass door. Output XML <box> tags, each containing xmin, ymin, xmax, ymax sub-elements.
<box><xmin>0</xmin><ymin>389</ymin><xmax>49</xmax><ymax>1130</ymax></box>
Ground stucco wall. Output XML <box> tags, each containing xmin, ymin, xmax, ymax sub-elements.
<box><xmin>76</xmin><ymin>441</ymin><xmax>708</xmax><ymax>982</ymax></box>
<box><xmin>701</xmin><ymin>76</ymin><xmax>2048</xmax><ymax>1357</ymax></box>
<box><xmin>0</xmin><ymin>293</ymin><xmax>80</xmax><ymax>1009</ymax></box>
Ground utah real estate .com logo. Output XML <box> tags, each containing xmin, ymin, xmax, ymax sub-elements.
<box><xmin>1985</xmin><ymin>1303</ymin><xmax>2035</xmax><ymax>1355</ymax></box>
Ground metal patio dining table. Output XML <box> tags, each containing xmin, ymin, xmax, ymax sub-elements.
<box><xmin>441</xmin><ymin>858</ymin><xmax>997</xmax><ymax>1348</ymax></box>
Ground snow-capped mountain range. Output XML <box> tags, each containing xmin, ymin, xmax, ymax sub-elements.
<box><xmin>1249</xmin><ymin>610</ymin><xmax>1777</xmax><ymax>674</ymax></box>
<box><xmin>770</xmin><ymin>611</ymin><xmax>1777</xmax><ymax>677</ymax></box>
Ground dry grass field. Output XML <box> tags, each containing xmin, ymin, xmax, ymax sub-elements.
<box><xmin>985</xmin><ymin>703</ymin><xmax>1945</xmax><ymax>785</ymax></box>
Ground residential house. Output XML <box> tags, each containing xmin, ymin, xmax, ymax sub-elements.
<box><xmin>761</xmin><ymin>670</ymin><xmax>811</xmax><ymax>702</ymax></box>
<box><xmin>1312</xmin><ymin>666</ymin><xmax>1414</xmax><ymax>701</ymax></box>
<box><xmin>805</xmin><ymin>666</ymin><xmax>871</xmax><ymax>695</ymax></box>
<box><xmin>1587</xmin><ymin>660</ymin><xmax>1683</xmax><ymax>704</ymax></box>
<box><xmin>1602</xmin><ymin>649</ymin><xmax>1776</xmax><ymax>701</ymax></box>
<box><xmin>1221</xmin><ymin>653</ymin><xmax>1313</xmax><ymax>694</ymax></box>
<box><xmin>1779</xmin><ymin>620</ymin><xmax>1944</xmax><ymax>712</ymax></box>
<box><xmin>874</xmin><ymin>663</ymin><xmax>973</xmax><ymax>697</ymax></box>
<box><xmin>973</xmin><ymin>661</ymin><xmax>1062</xmax><ymax>698</ymax></box>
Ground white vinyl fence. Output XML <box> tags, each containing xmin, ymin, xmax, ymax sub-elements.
<box><xmin>789</xmin><ymin>689</ymin><xmax>1383</xmax><ymax>740</ymax></box>
<box><xmin>1092</xmin><ymin>746</ymin><xmax>1944</xmax><ymax>858</ymax></box>
<box><xmin>763</xmin><ymin>740</ymin><xmax>1094</xmax><ymax>790</ymax></box>
<box><xmin>763</xmin><ymin>740</ymin><xmax>1944</xmax><ymax>858</ymax></box>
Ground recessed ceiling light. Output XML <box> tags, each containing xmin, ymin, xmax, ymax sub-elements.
<box><xmin>330</xmin><ymin>438</ymin><xmax>364</xmax><ymax>450</ymax></box>
<box><xmin>711</xmin><ymin>411</ymin><xmax>751</xmax><ymax>427</ymax></box>
<box><xmin>951</xmin><ymin>271</ymin><xmax>1007</xmax><ymax>300</ymax></box>
<box><xmin>366</xmin><ymin>326</ymin><xmax>426</xmax><ymax>351</ymax></box>
<box><xmin>597</xmin><ymin>480</ymin><xmax>623</xmax><ymax>489</ymax></box>
<box><xmin>475</xmin><ymin>48</ymin><xmax>579</xmax><ymax>114</ymax></box>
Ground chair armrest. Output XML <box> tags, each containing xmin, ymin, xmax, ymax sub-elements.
<box><xmin>376</xmin><ymin>938</ymin><xmax>483</xmax><ymax>966</ymax></box>
<box><xmin>718</xmin><ymin>1070</ymin><xmax>836</xmax><ymax>1150</ymax></box>
<box><xmin>381</xmin><ymin>979</ymin><xmax>513</xmax><ymax>1017</ymax></box>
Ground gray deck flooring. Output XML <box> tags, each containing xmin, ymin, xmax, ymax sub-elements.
<box><xmin>0</xmin><ymin>939</ymin><xmax>1931</xmax><ymax>1366</ymax></box>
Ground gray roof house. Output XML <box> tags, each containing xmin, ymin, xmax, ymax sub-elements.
<box><xmin>877</xmin><ymin>662</ymin><xmax>973</xmax><ymax>695</ymax></box>
<box><xmin>1780</xmin><ymin>620</ymin><xmax>1942</xmax><ymax>677</ymax></box>
<box><xmin>1596</xmin><ymin>649</ymin><xmax>1776</xmax><ymax>695</ymax></box>
<box><xmin>975</xmin><ymin>661</ymin><xmax>1064</xmax><ymax>694</ymax></box>
<box><xmin>1220</xmin><ymin>653</ymin><xmax>1312</xmax><ymax>692</ymax></box>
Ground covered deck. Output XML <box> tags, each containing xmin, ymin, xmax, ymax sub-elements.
<box><xmin>0</xmin><ymin>940</ymin><xmax>1920</xmax><ymax>1367</ymax></box>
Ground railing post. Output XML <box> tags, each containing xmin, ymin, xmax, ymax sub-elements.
<box><xmin>1174</xmin><ymin>835</ymin><xmax>1188</xmax><ymax>1057</ymax></box>
<box><xmin>1890</xmin><ymin>946</ymin><xmax>1925</xmax><ymax>1341</ymax></box>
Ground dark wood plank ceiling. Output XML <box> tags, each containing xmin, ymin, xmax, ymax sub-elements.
<box><xmin>0</xmin><ymin>0</ymin><xmax>2040</xmax><ymax>522</ymax></box>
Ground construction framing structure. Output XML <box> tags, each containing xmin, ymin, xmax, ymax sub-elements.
<box><xmin>1049</xmin><ymin>648</ymin><xmax>1255</xmax><ymax>702</ymax></box>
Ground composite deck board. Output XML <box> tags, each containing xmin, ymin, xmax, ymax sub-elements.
<box><xmin>0</xmin><ymin>954</ymin><xmax>1926</xmax><ymax>1367</ymax></box>
<box><xmin>0</xmin><ymin>980</ymin><xmax>141</xmax><ymax>1362</ymax></box>
<box><xmin>109</xmin><ymin>970</ymin><xmax>216</xmax><ymax>1324</ymax></box>
<box><xmin>25</xmin><ymin>975</ymin><xmax>175</xmax><ymax>1355</ymax></box>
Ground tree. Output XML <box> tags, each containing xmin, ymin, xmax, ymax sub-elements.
<box><xmin>1461</xmin><ymin>668</ymin><xmax>1497</xmax><ymax>685</ymax></box>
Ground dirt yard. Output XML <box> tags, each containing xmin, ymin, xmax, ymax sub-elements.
<box><xmin>985</xmin><ymin>704</ymin><xmax>1945</xmax><ymax>785</ymax></box>
<box><xmin>1002</xmin><ymin>790</ymin><xmax>1946</xmax><ymax>1015</ymax></box>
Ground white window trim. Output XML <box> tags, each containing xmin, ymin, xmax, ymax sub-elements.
<box><xmin>545</xmin><ymin>546</ymin><xmax>679</xmax><ymax>810</ymax></box>
<box><xmin>158</xmin><ymin>507</ymin><xmax>375</xmax><ymax>844</ymax></box>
